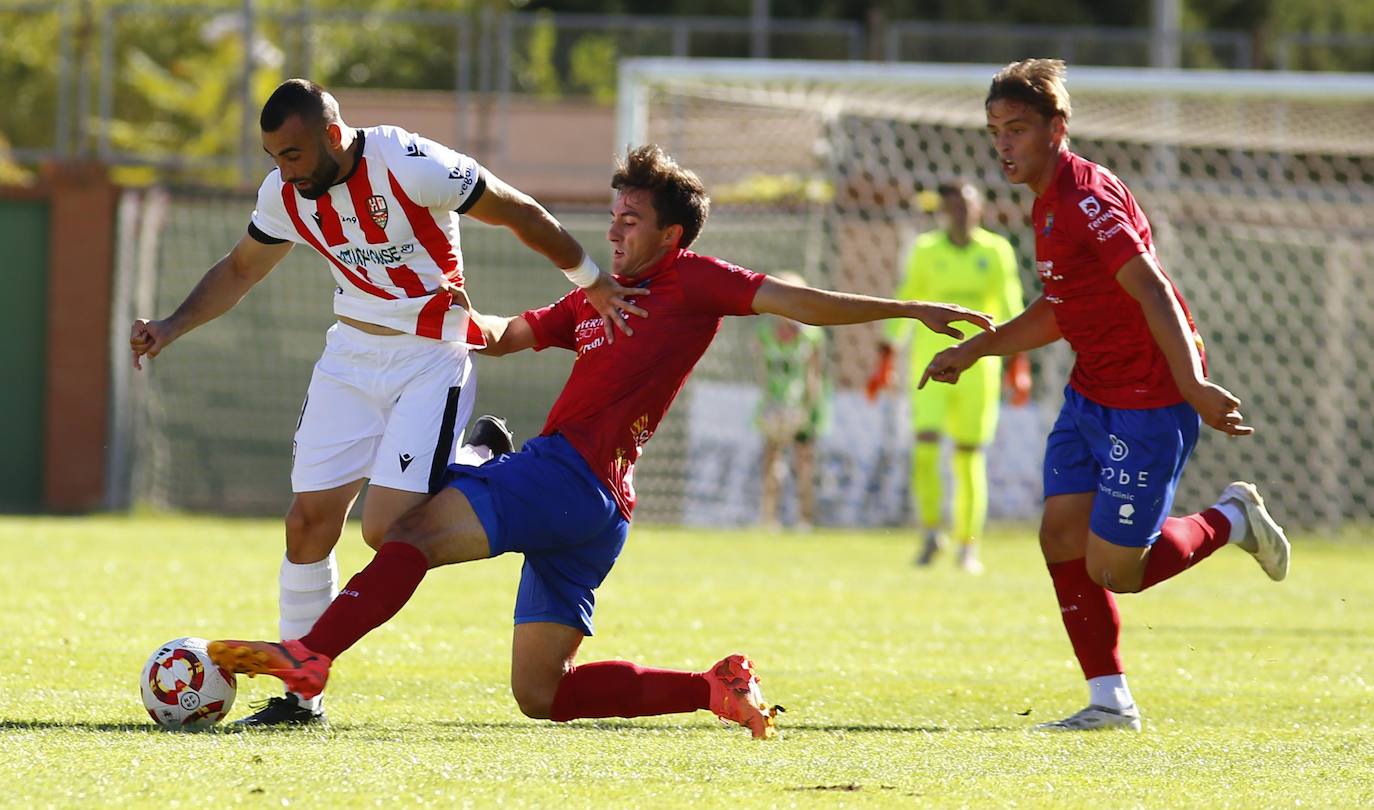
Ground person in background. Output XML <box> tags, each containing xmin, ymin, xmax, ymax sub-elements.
<box><xmin>754</xmin><ymin>272</ymin><xmax>831</xmax><ymax>530</ymax></box>
<box><xmin>868</xmin><ymin>180</ymin><xmax>1030</xmax><ymax>573</ymax></box>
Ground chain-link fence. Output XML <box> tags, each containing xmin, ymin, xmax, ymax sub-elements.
<box><xmin>618</xmin><ymin>59</ymin><xmax>1374</xmax><ymax>530</ymax></box>
<box><xmin>109</xmin><ymin>189</ymin><xmax>816</xmax><ymax>523</ymax></box>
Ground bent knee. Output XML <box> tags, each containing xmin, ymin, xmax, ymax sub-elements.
<box><xmin>284</xmin><ymin>505</ymin><xmax>311</xmax><ymax>539</ymax></box>
<box><xmin>1086</xmin><ymin>565</ymin><xmax>1142</xmax><ymax>594</ymax></box>
<box><xmin>381</xmin><ymin>509</ymin><xmax>428</xmax><ymax>547</ymax></box>
<box><xmin>284</xmin><ymin>500</ymin><xmax>346</xmax><ymax>561</ymax></box>
<box><xmin>511</xmin><ymin>683</ymin><xmax>556</xmax><ymax>720</ymax></box>
<box><xmin>361</xmin><ymin>524</ymin><xmax>386</xmax><ymax>551</ymax></box>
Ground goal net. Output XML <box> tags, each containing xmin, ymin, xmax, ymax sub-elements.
<box><xmin>110</xmin><ymin>189</ymin><xmax>802</xmax><ymax>523</ymax></box>
<box><xmin>614</xmin><ymin>58</ymin><xmax>1374</xmax><ymax>529</ymax></box>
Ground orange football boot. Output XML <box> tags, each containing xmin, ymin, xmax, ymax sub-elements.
<box><xmin>208</xmin><ymin>639</ymin><xmax>332</xmax><ymax>700</ymax></box>
<box><xmin>704</xmin><ymin>653</ymin><xmax>783</xmax><ymax>739</ymax></box>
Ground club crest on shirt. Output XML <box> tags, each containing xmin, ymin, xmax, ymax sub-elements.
<box><xmin>366</xmin><ymin>195</ymin><xmax>389</xmax><ymax>229</ymax></box>
<box><xmin>631</xmin><ymin>414</ymin><xmax>652</xmax><ymax>447</ymax></box>
<box><xmin>1042</xmin><ymin>213</ymin><xmax>1054</xmax><ymax>236</ymax></box>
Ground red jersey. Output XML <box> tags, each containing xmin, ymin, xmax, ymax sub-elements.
<box><xmin>522</xmin><ymin>249</ymin><xmax>765</xmax><ymax>517</ymax></box>
<box><xmin>1032</xmin><ymin>150</ymin><xmax>1204</xmax><ymax>409</ymax></box>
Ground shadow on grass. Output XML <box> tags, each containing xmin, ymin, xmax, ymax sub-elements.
<box><xmin>0</xmin><ymin>720</ymin><xmax>309</xmax><ymax>735</ymax></box>
<box><xmin>431</xmin><ymin>719</ymin><xmax>1016</xmax><ymax>734</ymax></box>
<box><xmin>0</xmin><ymin>720</ymin><xmax>169</xmax><ymax>733</ymax></box>
<box><xmin>0</xmin><ymin>718</ymin><xmax>1017</xmax><ymax>735</ymax></box>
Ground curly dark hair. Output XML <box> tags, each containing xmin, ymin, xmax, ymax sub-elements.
<box><xmin>986</xmin><ymin>58</ymin><xmax>1072</xmax><ymax>124</ymax></box>
<box><xmin>611</xmin><ymin>144</ymin><xmax>710</xmax><ymax>249</ymax></box>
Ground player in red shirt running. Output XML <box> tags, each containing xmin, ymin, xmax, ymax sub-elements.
<box><xmin>923</xmin><ymin>59</ymin><xmax>1291</xmax><ymax>731</ymax></box>
<box><xmin>208</xmin><ymin>144</ymin><xmax>993</xmax><ymax>738</ymax></box>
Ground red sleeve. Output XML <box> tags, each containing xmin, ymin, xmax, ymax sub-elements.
<box><xmin>679</xmin><ymin>255</ymin><xmax>767</xmax><ymax>316</ymax></box>
<box><xmin>1067</xmin><ymin>182</ymin><xmax>1149</xmax><ymax>274</ymax></box>
<box><xmin>521</xmin><ymin>290</ymin><xmax>581</xmax><ymax>352</ymax></box>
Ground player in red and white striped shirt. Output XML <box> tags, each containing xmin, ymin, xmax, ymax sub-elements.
<box><xmin>129</xmin><ymin>79</ymin><xmax>645</xmax><ymax>726</ymax></box>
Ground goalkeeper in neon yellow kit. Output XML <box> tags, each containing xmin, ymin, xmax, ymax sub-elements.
<box><xmin>868</xmin><ymin>181</ymin><xmax>1030</xmax><ymax>573</ymax></box>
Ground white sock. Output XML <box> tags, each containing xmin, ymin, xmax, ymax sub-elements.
<box><xmin>1087</xmin><ymin>674</ymin><xmax>1135</xmax><ymax>711</ymax></box>
<box><xmin>453</xmin><ymin>443</ymin><xmax>493</xmax><ymax>467</ymax></box>
<box><xmin>1213</xmin><ymin>500</ymin><xmax>1248</xmax><ymax>544</ymax></box>
<box><xmin>279</xmin><ymin>553</ymin><xmax>338</xmax><ymax>712</ymax></box>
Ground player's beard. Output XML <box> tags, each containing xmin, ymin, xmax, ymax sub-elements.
<box><xmin>295</xmin><ymin>149</ymin><xmax>341</xmax><ymax>200</ymax></box>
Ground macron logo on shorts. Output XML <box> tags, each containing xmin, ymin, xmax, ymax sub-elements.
<box><xmin>399</xmin><ymin>453</ymin><xmax>415</xmax><ymax>472</ymax></box>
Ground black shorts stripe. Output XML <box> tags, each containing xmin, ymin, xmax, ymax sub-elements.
<box><xmin>427</xmin><ymin>385</ymin><xmax>462</xmax><ymax>494</ymax></box>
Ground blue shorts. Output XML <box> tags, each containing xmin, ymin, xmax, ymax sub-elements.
<box><xmin>445</xmin><ymin>433</ymin><xmax>629</xmax><ymax>636</ymax></box>
<box><xmin>1043</xmin><ymin>386</ymin><xmax>1200</xmax><ymax>547</ymax></box>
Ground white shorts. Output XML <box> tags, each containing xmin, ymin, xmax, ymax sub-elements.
<box><xmin>291</xmin><ymin>322</ymin><xmax>477</xmax><ymax>494</ymax></box>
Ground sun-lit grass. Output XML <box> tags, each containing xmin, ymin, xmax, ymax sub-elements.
<box><xmin>1</xmin><ymin>514</ymin><xmax>1371</xmax><ymax>807</ymax></box>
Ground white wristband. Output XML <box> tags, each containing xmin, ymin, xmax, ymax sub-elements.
<box><xmin>561</xmin><ymin>254</ymin><xmax>601</xmax><ymax>289</ymax></box>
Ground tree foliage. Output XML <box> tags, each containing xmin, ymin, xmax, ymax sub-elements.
<box><xmin>1</xmin><ymin>0</ymin><xmax>1370</xmax><ymax>183</ymax></box>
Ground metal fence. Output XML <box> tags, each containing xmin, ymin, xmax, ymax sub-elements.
<box><xmin>884</xmin><ymin>21</ymin><xmax>1254</xmax><ymax>69</ymax></box>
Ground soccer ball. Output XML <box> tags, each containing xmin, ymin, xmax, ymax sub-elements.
<box><xmin>140</xmin><ymin>637</ymin><xmax>237</xmax><ymax>730</ymax></box>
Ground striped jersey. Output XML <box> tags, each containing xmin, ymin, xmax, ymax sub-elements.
<box><xmin>249</xmin><ymin>125</ymin><xmax>487</xmax><ymax>345</ymax></box>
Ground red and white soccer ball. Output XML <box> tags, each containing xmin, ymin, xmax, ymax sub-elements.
<box><xmin>140</xmin><ymin>637</ymin><xmax>237</xmax><ymax>730</ymax></box>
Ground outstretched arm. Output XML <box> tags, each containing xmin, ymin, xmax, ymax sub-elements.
<box><xmin>130</xmin><ymin>233</ymin><xmax>293</xmax><ymax>369</ymax></box>
<box><xmin>463</xmin><ymin>170</ymin><xmax>646</xmax><ymax>341</ymax></box>
<box><xmin>472</xmin><ymin>312</ymin><xmax>539</xmax><ymax>358</ymax></box>
<box><xmin>751</xmin><ymin>276</ymin><xmax>993</xmax><ymax>339</ymax></box>
<box><xmin>920</xmin><ymin>296</ymin><xmax>1061</xmax><ymax>388</ymax></box>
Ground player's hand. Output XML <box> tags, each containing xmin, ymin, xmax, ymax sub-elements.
<box><xmin>913</xmin><ymin>303</ymin><xmax>995</xmax><ymax>340</ymax></box>
<box><xmin>130</xmin><ymin>318</ymin><xmax>176</xmax><ymax>370</ymax></box>
<box><xmin>584</xmin><ymin>272</ymin><xmax>649</xmax><ymax>343</ymax></box>
<box><xmin>865</xmin><ymin>344</ymin><xmax>896</xmax><ymax>401</ymax></box>
<box><xmin>1184</xmin><ymin>380</ymin><xmax>1254</xmax><ymax>436</ymax></box>
<box><xmin>1006</xmin><ymin>353</ymin><xmax>1032</xmax><ymax>407</ymax></box>
<box><xmin>919</xmin><ymin>343</ymin><xmax>980</xmax><ymax>389</ymax></box>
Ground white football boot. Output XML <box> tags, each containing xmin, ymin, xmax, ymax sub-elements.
<box><xmin>1217</xmin><ymin>481</ymin><xmax>1290</xmax><ymax>581</ymax></box>
<box><xmin>957</xmin><ymin>544</ymin><xmax>985</xmax><ymax>575</ymax></box>
<box><xmin>1033</xmin><ymin>704</ymin><xmax>1142</xmax><ymax>732</ymax></box>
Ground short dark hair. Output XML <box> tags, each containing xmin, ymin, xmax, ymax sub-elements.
<box><xmin>986</xmin><ymin>58</ymin><xmax>1072</xmax><ymax>124</ymax></box>
<box><xmin>260</xmin><ymin>78</ymin><xmax>338</xmax><ymax>132</ymax></box>
<box><xmin>612</xmin><ymin>144</ymin><xmax>710</xmax><ymax>249</ymax></box>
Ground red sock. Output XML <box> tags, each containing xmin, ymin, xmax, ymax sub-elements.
<box><xmin>548</xmin><ymin>660</ymin><xmax>711</xmax><ymax>722</ymax></box>
<box><xmin>300</xmin><ymin>542</ymin><xmax>429</xmax><ymax>659</ymax></box>
<box><xmin>1139</xmin><ymin>509</ymin><xmax>1231</xmax><ymax>590</ymax></box>
<box><xmin>1047</xmin><ymin>558</ymin><xmax>1122</xmax><ymax>679</ymax></box>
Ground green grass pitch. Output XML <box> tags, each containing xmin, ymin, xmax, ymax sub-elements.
<box><xmin>1</xmin><ymin>515</ymin><xmax>1371</xmax><ymax>807</ymax></box>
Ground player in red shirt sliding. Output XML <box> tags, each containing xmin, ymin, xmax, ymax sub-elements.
<box><xmin>923</xmin><ymin>59</ymin><xmax>1291</xmax><ymax>731</ymax></box>
<box><xmin>208</xmin><ymin>144</ymin><xmax>993</xmax><ymax>738</ymax></box>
